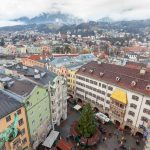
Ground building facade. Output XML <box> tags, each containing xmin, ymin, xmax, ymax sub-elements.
<box><xmin>0</xmin><ymin>90</ymin><xmax>30</xmax><ymax>150</ymax></box>
<box><xmin>2</xmin><ymin>64</ymin><xmax>68</xmax><ymax>149</ymax></box>
<box><xmin>67</xmin><ymin>69</ymin><xmax>77</xmax><ymax>96</ymax></box>
<box><xmin>75</xmin><ymin>61</ymin><xmax>150</xmax><ymax>135</ymax></box>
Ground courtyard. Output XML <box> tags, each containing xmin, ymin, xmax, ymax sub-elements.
<box><xmin>55</xmin><ymin>102</ymin><xmax>145</xmax><ymax>150</ymax></box>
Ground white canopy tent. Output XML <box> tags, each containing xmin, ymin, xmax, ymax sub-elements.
<box><xmin>42</xmin><ymin>130</ymin><xmax>59</xmax><ymax>148</ymax></box>
<box><xmin>73</xmin><ymin>104</ymin><xmax>82</xmax><ymax>111</ymax></box>
<box><xmin>95</xmin><ymin>112</ymin><xmax>110</xmax><ymax>122</ymax></box>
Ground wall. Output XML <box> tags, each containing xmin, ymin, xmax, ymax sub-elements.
<box><xmin>25</xmin><ymin>86</ymin><xmax>51</xmax><ymax>147</ymax></box>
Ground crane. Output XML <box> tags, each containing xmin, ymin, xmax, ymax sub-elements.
<box><xmin>0</xmin><ymin>114</ymin><xmax>19</xmax><ymax>149</ymax></box>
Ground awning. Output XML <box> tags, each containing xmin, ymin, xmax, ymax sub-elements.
<box><xmin>95</xmin><ymin>112</ymin><xmax>110</xmax><ymax>122</ymax></box>
<box><xmin>67</xmin><ymin>96</ymin><xmax>71</xmax><ymax>99</ymax></box>
<box><xmin>56</xmin><ymin>139</ymin><xmax>71</xmax><ymax>150</ymax></box>
<box><xmin>42</xmin><ymin>130</ymin><xmax>59</xmax><ymax>148</ymax></box>
<box><xmin>73</xmin><ymin>104</ymin><xmax>82</xmax><ymax>111</ymax></box>
<box><xmin>111</xmin><ymin>89</ymin><xmax>127</xmax><ymax>104</ymax></box>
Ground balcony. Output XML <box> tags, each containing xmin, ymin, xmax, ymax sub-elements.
<box><xmin>8</xmin><ymin>133</ymin><xmax>22</xmax><ymax>150</ymax></box>
<box><xmin>110</xmin><ymin>104</ymin><xmax>126</xmax><ymax>113</ymax></box>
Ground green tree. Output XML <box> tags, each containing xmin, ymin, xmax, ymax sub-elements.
<box><xmin>78</xmin><ymin>103</ymin><xmax>96</xmax><ymax>138</ymax></box>
<box><xmin>0</xmin><ymin>38</ymin><xmax>5</xmax><ymax>46</ymax></box>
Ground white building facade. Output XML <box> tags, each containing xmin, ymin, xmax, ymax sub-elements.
<box><xmin>50</xmin><ymin>75</ymin><xmax>68</xmax><ymax>126</ymax></box>
<box><xmin>75</xmin><ymin>61</ymin><xmax>150</xmax><ymax>135</ymax></box>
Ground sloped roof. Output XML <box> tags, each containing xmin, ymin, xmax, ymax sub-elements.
<box><xmin>76</xmin><ymin>61</ymin><xmax>150</xmax><ymax>96</ymax></box>
<box><xmin>0</xmin><ymin>90</ymin><xmax>23</xmax><ymax>119</ymax></box>
<box><xmin>111</xmin><ymin>89</ymin><xmax>127</xmax><ymax>104</ymax></box>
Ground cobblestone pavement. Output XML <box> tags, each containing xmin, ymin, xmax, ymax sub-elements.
<box><xmin>55</xmin><ymin>104</ymin><xmax>145</xmax><ymax>150</ymax></box>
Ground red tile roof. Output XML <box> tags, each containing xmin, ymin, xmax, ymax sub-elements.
<box><xmin>123</xmin><ymin>46</ymin><xmax>148</xmax><ymax>52</ymax></box>
<box><xmin>125</xmin><ymin>62</ymin><xmax>147</xmax><ymax>69</ymax></box>
<box><xmin>28</xmin><ymin>55</ymin><xmax>47</xmax><ymax>60</ymax></box>
<box><xmin>76</xmin><ymin>61</ymin><xmax>150</xmax><ymax>96</ymax></box>
<box><xmin>56</xmin><ymin>139</ymin><xmax>71</xmax><ymax>150</ymax></box>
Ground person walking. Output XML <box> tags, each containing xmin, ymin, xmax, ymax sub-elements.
<box><xmin>136</xmin><ymin>139</ymin><xmax>140</xmax><ymax>145</ymax></box>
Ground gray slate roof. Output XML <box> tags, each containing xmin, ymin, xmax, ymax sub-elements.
<box><xmin>8</xmin><ymin>64</ymin><xmax>57</xmax><ymax>86</ymax></box>
<box><xmin>0</xmin><ymin>90</ymin><xmax>23</xmax><ymax>119</ymax></box>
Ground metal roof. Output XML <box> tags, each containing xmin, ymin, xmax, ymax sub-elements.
<box><xmin>42</xmin><ymin>130</ymin><xmax>59</xmax><ymax>148</ymax></box>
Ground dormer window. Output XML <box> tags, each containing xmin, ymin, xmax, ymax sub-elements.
<box><xmin>34</xmin><ymin>74</ymin><xmax>40</xmax><ymax>79</ymax></box>
<box><xmin>131</xmin><ymin>81</ymin><xmax>136</xmax><ymax>87</ymax></box>
<box><xmin>146</xmin><ymin>85</ymin><xmax>150</xmax><ymax>91</ymax></box>
<box><xmin>23</xmin><ymin>66</ymin><xmax>28</xmax><ymax>70</ymax></box>
<box><xmin>82</xmin><ymin>67</ymin><xmax>86</xmax><ymax>71</ymax></box>
<box><xmin>100</xmin><ymin>72</ymin><xmax>104</xmax><ymax>77</ymax></box>
<box><xmin>116</xmin><ymin>77</ymin><xmax>120</xmax><ymax>82</ymax></box>
<box><xmin>34</xmin><ymin>69</ymin><xmax>39</xmax><ymax>73</ymax></box>
<box><xmin>140</xmin><ymin>69</ymin><xmax>146</xmax><ymax>75</ymax></box>
<box><xmin>89</xmin><ymin>69</ymin><xmax>94</xmax><ymax>73</ymax></box>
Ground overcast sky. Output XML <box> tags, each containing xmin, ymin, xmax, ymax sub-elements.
<box><xmin>0</xmin><ymin>0</ymin><xmax>150</xmax><ymax>26</ymax></box>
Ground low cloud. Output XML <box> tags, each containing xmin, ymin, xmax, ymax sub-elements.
<box><xmin>0</xmin><ymin>0</ymin><xmax>150</xmax><ymax>21</ymax></box>
<box><xmin>0</xmin><ymin>21</ymin><xmax>24</xmax><ymax>27</ymax></box>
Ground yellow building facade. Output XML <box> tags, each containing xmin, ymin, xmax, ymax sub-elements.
<box><xmin>67</xmin><ymin>69</ymin><xmax>77</xmax><ymax>96</ymax></box>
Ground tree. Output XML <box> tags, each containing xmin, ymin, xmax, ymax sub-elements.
<box><xmin>78</xmin><ymin>103</ymin><xmax>96</xmax><ymax>138</ymax></box>
<box><xmin>0</xmin><ymin>38</ymin><xmax>5</xmax><ymax>46</ymax></box>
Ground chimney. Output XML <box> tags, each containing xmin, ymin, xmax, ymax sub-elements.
<box><xmin>0</xmin><ymin>82</ymin><xmax>4</xmax><ymax>89</ymax></box>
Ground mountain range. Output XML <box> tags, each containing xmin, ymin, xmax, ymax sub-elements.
<box><xmin>0</xmin><ymin>12</ymin><xmax>150</xmax><ymax>35</ymax></box>
<box><xmin>12</xmin><ymin>12</ymin><xmax>83</xmax><ymax>25</ymax></box>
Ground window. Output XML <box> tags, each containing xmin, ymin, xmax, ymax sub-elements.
<box><xmin>90</xmin><ymin>80</ymin><xmax>93</xmax><ymax>84</ymax></box>
<box><xmin>107</xmin><ymin>93</ymin><xmax>111</xmax><ymax>97</ymax></box>
<box><xmin>6</xmin><ymin>115</ymin><xmax>11</xmax><ymax>122</ymax></box>
<box><xmin>130</xmin><ymin>103</ymin><xmax>137</xmax><ymax>109</ymax></box>
<box><xmin>32</xmin><ymin>120</ymin><xmax>35</xmax><ymax>125</ymax></box>
<box><xmin>93</xmin><ymin>88</ymin><xmax>97</xmax><ymax>91</ymax></box>
<box><xmin>99</xmin><ymin>104</ymin><xmax>103</xmax><ymax>108</ymax></box>
<box><xmin>92</xmin><ymin>94</ymin><xmax>96</xmax><ymax>98</ymax></box>
<box><xmin>99</xmin><ymin>83</ymin><xmax>101</xmax><ymax>87</ymax></box>
<box><xmin>105</xmin><ymin>107</ymin><xmax>109</xmax><ymax>111</ymax></box>
<box><xmin>127</xmin><ymin>118</ymin><xmax>133</xmax><ymax>124</ymax></box>
<box><xmin>141</xmin><ymin>116</ymin><xmax>148</xmax><ymax>123</ymax></box>
<box><xmin>101</xmin><ymin>98</ymin><xmax>104</xmax><ymax>102</ymax></box>
<box><xmin>22</xmin><ymin>138</ymin><xmax>27</xmax><ymax>145</ymax></box>
<box><xmin>102</xmin><ymin>84</ymin><xmax>106</xmax><ymax>88</ymax></box>
<box><xmin>30</xmin><ymin>111</ymin><xmax>33</xmax><ymax>115</ymax></box>
<box><xmin>97</xmin><ymin>89</ymin><xmax>101</xmax><ymax>93</ymax></box>
<box><xmin>88</xmin><ymin>92</ymin><xmax>92</xmax><ymax>96</ymax></box>
<box><xmin>106</xmin><ymin>100</ymin><xmax>110</xmax><ymax>104</ymax></box>
<box><xmin>132</xmin><ymin>95</ymin><xmax>139</xmax><ymax>101</ymax></box>
<box><xmin>108</xmin><ymin>86</ymin><xmax>113</xmax><ymax>91</ymax></box>
<box><xmin>18</xmin><ymin>118</ymin><xmax>24</xmax><ymax>126</ymax></box>
<box><xmin>93</xmin><ymin>81</ymin><xmax>97</xmax><ymax>85</ymax></box>
<box><xmin>143</xmin><ymin>108</ymin><xmax>150</xmax><ymax>115</ymax></box>
<box><xmin>86</xmin><ymin>79</ymin><xmax>89</xmax><ymax>82</ymax></box>
<box><xmin>17</xmin><ymin>109</ymin><xmax>21</xmax><ymax>115</ymax></box>
<box><xmin>128</xmin><ymin>111</ymin><xmax>135</xmax><ymax>117</ymax></box>
<box><xmin>20</xmin><ymin>128</ymin><xmax>25</xmax><ymax>136</ymax></box>
<box><xmin>145</xmin><ymin>100</ymin><xmax>150</xmax><ymax>106</ymax></box>
<box><xmin>101</xmin><ymin>91</ymin><xmax>105</xmax><ymax>95</ymax></box>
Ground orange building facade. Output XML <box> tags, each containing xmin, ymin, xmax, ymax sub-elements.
<box><xmin>0</xmin><ymin>106</ymin><xmax>30</xmax><ymax>150</ymax></box>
